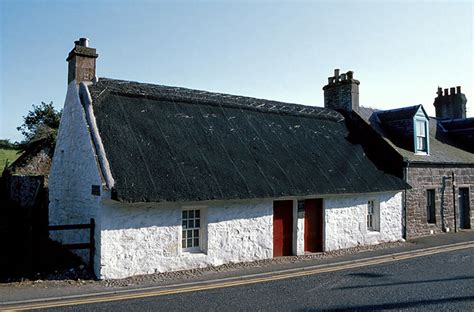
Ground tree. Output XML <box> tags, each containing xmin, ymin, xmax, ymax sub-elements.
<box><xmin>17</xmin><ymin>102</ymin><xmax>62</xmax><ymax>148</ymax></box>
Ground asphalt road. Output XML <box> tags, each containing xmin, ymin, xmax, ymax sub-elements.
<box><xmin>36</xmin><ymin>247</ymin><xmax>474</xmax><ymax>312</ymax></box>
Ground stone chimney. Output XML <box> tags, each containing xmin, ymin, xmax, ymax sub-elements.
<box><xmin>66</xmin><ymin>38</ymin><xmax>98</xmax><ymax>84</ymax></box>
<box><xmin>323</xmin><ymin>69</ymin><xmax>360</xmax><ymax>112</ymax></box>
<box><xmin>433</xmin><ymin>86</ymin><xmax>467</xmax><ymax>119</ymax></box>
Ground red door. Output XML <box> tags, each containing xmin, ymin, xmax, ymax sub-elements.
<box><xmin>273</xmin><ymin>200</ymin><xmax>293</xmax><ymax>257</ymax></box>
<box><xmin>304</xmin><ymin>199</ymin><xmax>323</xmax><ymax>252</ymax></box>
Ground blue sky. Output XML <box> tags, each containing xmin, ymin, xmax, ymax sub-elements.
<box><xmin>1</xmin><ymin>0</ymin><xmax>472</xmax><ymax>142</ymax></box>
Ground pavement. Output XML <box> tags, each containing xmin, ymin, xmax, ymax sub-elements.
<box><xmin>0</xmin><ymin>230</ymin><xmax>473</xmax><ymax>309</ymax></box>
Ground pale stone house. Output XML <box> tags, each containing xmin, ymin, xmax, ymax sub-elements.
<box><xmin>49</xmin><ymin>39</ymin><xmax>408</xmax><ymax>279</ymax></box>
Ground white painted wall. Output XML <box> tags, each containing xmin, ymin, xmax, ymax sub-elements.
<box><xmin>324</xmin><ymin>192</ymin><xmax>403</xmax><ymax>251</ymax></box>
<box><xmin>98</xmin><ymin>199</ymin><xmax>274</xmax><ymax>279</ymax></box>
<box><xmin>49</xmin><ymin>81</ymin><xmax>104</xmax><ymax>268</ymax></box>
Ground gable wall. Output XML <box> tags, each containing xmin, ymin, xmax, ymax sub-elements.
<box><xmin>49</xmin><ymin>82</ymin><xmax>104</xmax><ymax>268</ymax></box>
<box><xmin>406</xmin><ymin>164</ymin><xmax>474</xmax><ymax>238</ymax></box>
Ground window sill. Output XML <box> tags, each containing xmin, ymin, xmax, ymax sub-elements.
<box><xmin>415</xmin><ymin>151</ymin><xmax>429</xmax><ymax>156</ymax></box>
<box><xmin>181</xmin><ymin>248</ymin><xmax>206</xmax><ymax>255</ymax></box>
<box><xmin>367</xmin><ymin>230</ymin><xmax>380</xmax><ymax>235</ymax></box>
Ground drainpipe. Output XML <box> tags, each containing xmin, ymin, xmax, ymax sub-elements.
<box><xmin>452</xmin><ymin>171</ymin><xmax>457</xmax><ymax>233</ymax></box>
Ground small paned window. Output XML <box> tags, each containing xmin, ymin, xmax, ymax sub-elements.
<box><xmin>416</xmin><ymin>120</ymin><xmax>427</xmax><ymax>153</ymax></box>
<box><xmin>367</xmin><ymin>200</ymin><xmax>380</xmax><ymax>232</ymax></box>
<box><xmin>427</xmin><ymin>190</ymin><xmax>436</xmax><ymax>224</ymax></box>
<box><xmin>182</xmin><ymin>209</ymin><xmax>201</xmax><ymax>249</ymax></box>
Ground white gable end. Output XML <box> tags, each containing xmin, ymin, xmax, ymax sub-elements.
<box><xmin>49</xmin><ymin>81</ymin><xmax>104</xmax><ymax>268</ymax></box>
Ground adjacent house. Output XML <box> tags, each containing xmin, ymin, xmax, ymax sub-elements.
<box><xmin>322</xmin><ymin>69</ymin><xmax>474</xmax><ymax>239</ymax></box>
<box><xmin>49</xmin><ymin>39</ymin><xmax>408</xmax><ymax>279</ymax></box>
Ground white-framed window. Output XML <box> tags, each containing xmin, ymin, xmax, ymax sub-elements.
<box><xmin>367</xmin><ymin>200</ymin><xmax>380</xmax><ymax>232</ymax></box>
<box><xmin>415</xmin><ymin>119</ymin><xmax>428</xmax><ymax>153</ymax></box>
<box><xmin>182</xmin><ymin>209</ymin><xmax>201</xmax><ymax>250</ymax></box>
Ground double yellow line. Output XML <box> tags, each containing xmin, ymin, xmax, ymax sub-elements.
<box><xmin>2</xmin><ymin>242</ymin><xmax>473</xmax><ymax>311</ymax></box>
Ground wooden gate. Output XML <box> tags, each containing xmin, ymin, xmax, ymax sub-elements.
<box><xmin>304</xmin><ymin>199</ymin><xmax>323</xmax><ymax>252</ymax></box>
<box><xmin>48</xmin><ymin>218</ymin><xmax>95</xmax><ymax>269</ymax></box>
<box><xmin>273</xmin><ymin>200</ymin><xmax>293</xmax><ymax>257</ymax></box>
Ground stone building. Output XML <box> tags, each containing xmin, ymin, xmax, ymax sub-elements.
<box><xmin>49</xmin><ymin>40</ymin><xmax>407</xmax><ymax>279</ymax></box>
<box><xmin>323</xmin><ymin>69</ymin><xmax>474</xmax><ymax>238</ymax></box>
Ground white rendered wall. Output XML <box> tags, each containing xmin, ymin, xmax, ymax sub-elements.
<box><xmin>324</xmin><ymin>192</ymin><xmax>403</xmax><ymax>251</ymax></box>
<box><xmin>48</xmin><ymin>81</ymin><xmax>103</xmax><ymax>268</ymax></box>
<box><xmin>98</xmin><ymin>199</ymin><xmax>273</xmax><ymax>280</ymax></box>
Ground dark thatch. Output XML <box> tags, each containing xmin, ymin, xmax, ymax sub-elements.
<box><xmin>87</xmin><ymin>78</ymin><xmax>408</xmax><ymax>203</ymax></box>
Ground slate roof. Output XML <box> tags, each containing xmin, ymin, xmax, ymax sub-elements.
<box><xmin>439</xmin><ymin>118</ymin><xmax>474</xmax><ymax>153</ymax></box>
<box><xmin>358</xmin><ymin>106</ymin><xmax>474</xmax><ymax>164</ymax></box>
<box><xmin>376</xmin><ymin>105</ymin><xmax>422</xmax><ymax>122</ymax></box>
<box><xmin>86</xmin><ymin>78</ymin><xmax>408</xmax><ymax>203</ymax></box>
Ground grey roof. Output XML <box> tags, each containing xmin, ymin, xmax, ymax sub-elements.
<box><xmin>86</xmin><ymin>78</ymin><xmax>408</xmax><ymax>203</ymax></box>
<box><xmin>358</xmin><ymin>106</ymin><xmax>474</xmax><ymax>164</ymax></box>
<box><xmin>376</xmin><ymin>105</ymin><xmax>424</xmax><ymax>122</ymax></box>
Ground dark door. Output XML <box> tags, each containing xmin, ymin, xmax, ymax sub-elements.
<box><xmin>304</xmin><ymin>199</ymin><xmax>323</xmax><ymax>252</ymax></box>
<box><xmin>459</xmin><ymin>188</ymin><xmax>471</xmax><ymax>229</ymax></box>
<box><xmin>273</xmin><ymin>200</ymin><xmax>293</xmax><ymax>257</ymax></box>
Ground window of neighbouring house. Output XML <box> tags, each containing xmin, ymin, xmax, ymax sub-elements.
<box><xmin>415</xmin><ymin>119</ymin><xmax>428</xmax><ymax>153</ymax></box>
<box><xmin>427</xmin><ymin>189</ymin><xmax>436</xmax><ymax>224</ymax></box>
<box><xmin>367</xmin><ymin>200</ymin><xmax>380</xmax><ymax>232</ymax></box>
<box><xmin>182</xmin><ymin>209</ymin><xmax>201</xmax><ymax>250</ymax></box>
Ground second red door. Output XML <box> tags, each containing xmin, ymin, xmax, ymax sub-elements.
<box><xmin>304</xmin><ymin>199</ymin><xmax>323</xmax><ymax>252</ymax></box>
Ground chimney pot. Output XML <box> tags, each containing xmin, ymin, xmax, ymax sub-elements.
<box><xmin>450</xmin><ymin>87</ymin><xmax>455</xmax><ymax>95</ymax></box>
<box><xmin>444</xmin><ymin>88</ymin><xmax>449</xmax><ymax>96</ymax></box>
<box><xmin>456</xmin><ymin>86</ymin><xmax>461</xmax><ymax>93</ymax></box>
<box><xmin>347</xmin><ymin>71</ymin><xmax>353</xmax><ymax>79</ymax></box>
<box><xmin>437</xmin><ymin>87</ymin><xmax>443</xmax><ymax>97</ymax></box>
<box><xmin>74</xmin><ymin>38</ymin><xmax>89</xmax><ymax>47</ymax></box>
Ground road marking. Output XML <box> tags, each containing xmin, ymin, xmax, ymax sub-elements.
<box><xmin>2</xmin><ymin>242</ymin><xmax>473</xmax><ymax>311</ymax></box>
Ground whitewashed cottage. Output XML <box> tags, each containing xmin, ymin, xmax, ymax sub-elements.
<box><xmin>49</xmin><ymin>39</ymin><xmax>408</xmax><ymax>279</ymax></box>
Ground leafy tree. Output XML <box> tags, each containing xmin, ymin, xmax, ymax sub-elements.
<box><xmin>17</xmin><ymin>102</ymin><xmax>62</xmax><ymax>148</ymax></box>
<box><xmin>0</xmin><ymin>139</ymin><xmax>18</xmax><ymax>150</ymax></box>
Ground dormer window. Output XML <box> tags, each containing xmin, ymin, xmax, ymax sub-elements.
<box><xmin>415</xmin><ymin>119</ymin><xmax>427</xmax><ymax>153</ymax></box>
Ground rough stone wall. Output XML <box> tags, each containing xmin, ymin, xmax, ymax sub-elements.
<box><xmin>49</xmin><ymin>81</ymin><xmax>103</xmax><ymax>266</ymax></box>
<box><xmin>324</xmin><ymin>192</ymin><xmax>403</xmax><ymax>251</ymax></box>
<box><xmin>98</xmin><ymin>199</ymin><xmax>273</xmax><ymax>279</ymax></box>
<box><xmin>324</xmin><ymin>83</ymin><xmax>359</xmax><ymax>112</ymax></box>
<box><xmin>406</xmin><ymin>165</ymin><xmax>474</xmax><ymax>238</ymax></box>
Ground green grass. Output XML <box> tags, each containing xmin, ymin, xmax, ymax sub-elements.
<box><xmin>0</xmin><ymin>148</ymin><xmax>22</xmax><ymax>169</ymax></box>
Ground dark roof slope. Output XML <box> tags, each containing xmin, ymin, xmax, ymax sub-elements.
<box><xmin>87</xmin><ymin>78</ymin><xmax>408</xmax><ymax>203</ymax></box>
<box><xmin>376</xmin><ymin>105</ymin><xmax>422</xmax><ymax>122</ymax></box>
<box><xmin>440</xmin><ymin>118</ymin><xmax>474</xmax><ymax>153</ymax></box>
<box><xmin>359</xmin><ymin>106</ymin><xmax>474</xmax><ymax>164</ymax></box>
